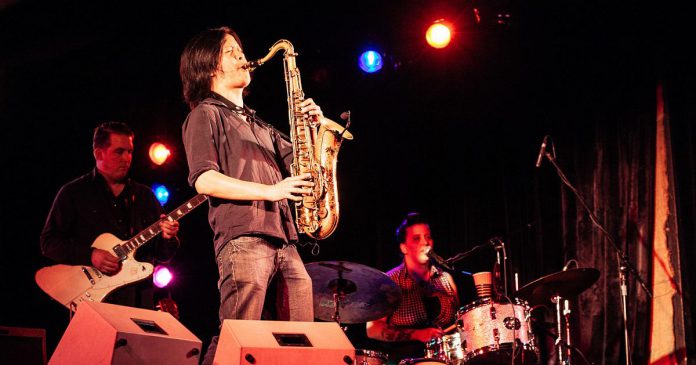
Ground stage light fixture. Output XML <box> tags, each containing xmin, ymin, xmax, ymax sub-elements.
<box><xmin>426</xmin><ymin>20</ymin><xmax>453</xmax><ymax>49</ymax></box>
<box><xmin>149</xmin><ymin>142</ymin><xmax>171</xmax><ymax>165</ymax></box>
<box><xmin>153</xmin><ymin>265</ymin><xmax>173</xmax><ymax>288</ymax></box>
<box><xmin>152</xmin><ymin>184</ymin><xmax>170</xmax><ymax>205</ymax></box>
<box><xmin>358</xmin><ymin>50</ymin><xmax>383</xmax><ymax>73</ymax></box>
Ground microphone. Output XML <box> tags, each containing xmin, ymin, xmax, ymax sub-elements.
<box><xmin>489</xmin><ymin>237</ymin><xmax>504</xmax><ymax>249</ymax></box>
<box><xmin>535</xmin><ymin>135</ymin><xmax>549</xmax><ymax>168</ymax></box>
<box><xmin>426</xmin><ymin>247</ymin><xmax>453</xmax><ymax>271</ymax></box>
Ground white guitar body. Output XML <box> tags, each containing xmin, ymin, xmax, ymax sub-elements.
<box><xmin>35</xmin><ymin>194</ymin><xmax>207</xmax><ymax>310</ymax></box>
<box><xmin>35</xmin><ymin>233</ymin><xmax>153</xmax><ymax>309</ymax></box>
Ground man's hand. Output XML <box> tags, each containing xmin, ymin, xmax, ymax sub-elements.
<box><xmin>159</xmin><ymin>214</ymin><xmax>180</xmax><ymax>239</ymax></box>
<box><xmin>412</xmin><ymin>327</ymin><xmax>444</xmax><ymax>344</ymax></box>
<box><xmin>91</xmin><ymin>248</ymin><xmax>121</xmax><ymax>275</ymax></box>
<box><xmin>267</xmin><ymin>173</ymin><xmax>314</xmax><ymax>202</ymax></box>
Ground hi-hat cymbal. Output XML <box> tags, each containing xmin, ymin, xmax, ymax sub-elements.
<box><xmin>305</xmin><ymin>261</ymin><xmax>402</xmax><ymax>324</ymax></box>
<box><xmin>514</xmin><ymin>268</ymin><xmax>600</xmax><ymax>306</ymax></box>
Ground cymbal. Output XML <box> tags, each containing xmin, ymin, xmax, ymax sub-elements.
<box><xmin>305</xmin><ymin>261</ymin><xmax>402</xmax><ymax>323</ymax></box>
<box><xmin>513</xmin><ymin>268</ymin><xmax>600</xmax><ymax>306</ymax></box>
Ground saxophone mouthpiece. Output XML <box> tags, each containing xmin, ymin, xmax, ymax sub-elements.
<box><xmin>242</xmin><ymin>60</ymin><xmax>261</xmax><ymax>71</ymax></box>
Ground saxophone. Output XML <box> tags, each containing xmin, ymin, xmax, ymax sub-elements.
<box><xmin>244</xmin><ymin>40</ymin><xmax>353</xmax><ymax>240</ymax></box>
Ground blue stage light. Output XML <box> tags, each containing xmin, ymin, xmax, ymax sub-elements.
<box><xmin>359</xmin><ymin>50</ymin><xmax>383</xmax><ymax>73</ymax></box>
<box><xmin>152</xmin><ymin>184</ymin><xmax>170</xmax><ymax>205</ymax></box>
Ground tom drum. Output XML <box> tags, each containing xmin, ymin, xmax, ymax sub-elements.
<box><xmin>424</xmin><ymin>331</ymin><xmax>466</xmax><ymax>364</ymax></box>
<box><xmin>457</xmin><ymin>297</ymin><xmax>538</xmax><ymax>365</ymax></box>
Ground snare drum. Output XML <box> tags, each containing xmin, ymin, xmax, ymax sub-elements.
<box><xmin>355</xmin><ymin>349</ymin><xmax>389</xmax><ymax>365</ymax></box>
<box><xmin>398</xmin><ymin>358</ymin><xmax>447</xmax><ymax>365</ymax></box>
<box><xmin>457</xmin><ymin>297</ymin><xmax>537</xmax><ymax>364</ymax></box>
<box><xmin>425</xmin><ymin>331</ymin><xmax>466</xmax><ymax>364</ymax></box>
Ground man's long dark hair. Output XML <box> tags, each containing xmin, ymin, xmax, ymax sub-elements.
<box><xmin>179</xmin><ymin>26</ymin><xmax>243</xmax><ymax>110</ymax></box>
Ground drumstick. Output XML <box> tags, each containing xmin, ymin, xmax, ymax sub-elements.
<box><xmin>443</xmin><ymin>323</ymin><xmax>458</xmax><ymax>333</ymax></box>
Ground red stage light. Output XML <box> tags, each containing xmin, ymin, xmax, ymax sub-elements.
<box><xmin>426</xmin><ymin>20</ymin><xmax>453</xmax><ymax>49</ymax></box>
<box><xmin>149</xmin><ymin>142</ymin><xmax>171</xmax><ymax>165</ymax></box>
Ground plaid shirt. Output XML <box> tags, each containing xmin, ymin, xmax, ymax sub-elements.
<box><xmin>386</xmin><ymin>263</ymin><xmax>459</xmax><ymax>329</ymax></box>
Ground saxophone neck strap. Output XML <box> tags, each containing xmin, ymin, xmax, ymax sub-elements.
<box><xmin>209</xmin><ymin>92</ymin><xmax>291</xmax><ymax>142</ymax></box>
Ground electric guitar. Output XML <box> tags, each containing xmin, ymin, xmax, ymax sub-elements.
<box><xmin>35</xmin><ymin>194</ymin><xmax>208</xmax><ymax>310</ymax></box>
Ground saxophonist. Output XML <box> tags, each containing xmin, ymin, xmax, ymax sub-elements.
<box><xmin>179</xmin><ymin>26</ymin><xmax>322</xmax><ymax>365</ymax></box>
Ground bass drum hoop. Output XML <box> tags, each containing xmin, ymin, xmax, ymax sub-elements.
<box><xmin>398</xmin><ymin>358</ymin><xmax>448</xmax><ymax>365</ymax></box>
<box><xmin>457</xmin><ymin>296</ymin><xmax>529</xmax><ymax>316</ymax></box>
<box><xmin>466</xmin><ymin>340</ymin><xmax>537</xmax><ymax>360</ymax></box>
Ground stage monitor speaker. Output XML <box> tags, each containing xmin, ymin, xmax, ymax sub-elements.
<box><xmin>0</xmin><ymin>326</ymin><xmax>47</xmax><ymax>365</ymax></box>
<box><xmin>213</xmin><ymin>319</ymin><xmax>355</xmax><ymax>365</ymax></box>
<box><xmin>49</xmin><ymin>301</ymin><xmax>201</xmax><ymax>365</ymax></box>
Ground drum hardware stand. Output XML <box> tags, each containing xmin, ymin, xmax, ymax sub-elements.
<box><xmin>326</xmin><ymin>266</ymin><xmax>357</xmax><ymax>329</ymax></box>
<box><xmin>312</xmin><ymin>262</ymin><xmax>358</xmax><ymax>328</ymax></box>
<box><xmin>551</xmin><ymin>294</ymin><xmax>573</xmax><ymax>365</ymax></box>
<box><xmin>536</xmin><ymin>135</ymin><xmax>653</xmax><ymax>365</ymax></box>
<box><xmin>491</xmin><ymin>237</ymin><xmax>508</xmax><ymax>298</ymax></box>
<box><xmin>563</xmin><ymin>299</ymin><xmax>572</xmax><ymax>362</ymax></box>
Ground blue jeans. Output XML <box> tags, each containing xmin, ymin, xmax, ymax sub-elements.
<box><xmin>201</xmin><ymin>236</ymin><xmax>314</xmax><ymax>365</ymax></box>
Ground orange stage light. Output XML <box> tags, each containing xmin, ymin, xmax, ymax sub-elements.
<box><xmin>148</xmin><ymin>142</ymin><xmax>171</xmax><ymax>165</ymax></box>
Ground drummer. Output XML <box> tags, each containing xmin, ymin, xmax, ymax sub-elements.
<box><xmin>366</xmin><ymin>212</ymin><xmax>460</xmax><ymax>362</ymax></box>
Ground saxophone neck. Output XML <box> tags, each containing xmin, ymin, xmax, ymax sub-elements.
<box><xmin>243</xmin><ymin>39</ymin><xmax>296</xmax><ymax>71</ymax></box>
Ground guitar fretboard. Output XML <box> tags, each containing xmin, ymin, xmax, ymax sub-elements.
<box><xmin>114</xmin><ymin>194</ymin><xmax>208</xmax><ymax>258</ymax></box>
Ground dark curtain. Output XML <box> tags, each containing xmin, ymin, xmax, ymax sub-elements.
<box><xmin>559</xmin><ymin>78</ymin><xmax>695</xmax><ymax>364</ymax></box>
<box><xmin>540</xmin><ymin>86</ymin><xmax>655</xmax><ymax>364</ymax></box>
<box><xmin>567</xmin><ymin>117</ymin><xmax>655</xmax><ymax>364</ymax></box>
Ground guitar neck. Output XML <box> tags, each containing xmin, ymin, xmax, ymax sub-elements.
<box><xmin>115</xmin><ymin>194</ymin><xmax>207</xmax><ymax>257</ymax></box>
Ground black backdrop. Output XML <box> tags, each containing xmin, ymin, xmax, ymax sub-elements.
<box><xmin>1</xmin><ymin>0</ymin><xmax>693</xmax><ymax>363</ymax></box>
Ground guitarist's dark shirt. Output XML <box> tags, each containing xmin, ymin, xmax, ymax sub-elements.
<box><xmin>40</xmin><ymin>168</ymin><xmax>178</xmax><ymax>308</ymax></box>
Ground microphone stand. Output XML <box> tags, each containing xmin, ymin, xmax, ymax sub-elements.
<box><xmin>445</xmin><ymin>240</ymin><xmax>497</xmax><ymax>267</ymax></box>
<box><xmin>539</xmin><ymin>144</ymin><xmax>652</xmax><ymax>365</ymax></box>
<box><xmin>446</xmin><ymin>238</ymin><xmax>510</xmax><ymax>300</ymax></box>
<box><xmin>490</xmin><ymin>237</ymin><xmax>508</xmax><ymax>298</ymax></box>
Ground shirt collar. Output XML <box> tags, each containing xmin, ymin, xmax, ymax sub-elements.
<box><xmin>401</xmin><ymin>262</ymin><xmax>441</xmax><ymax>281</ymax></box>
<box><xmin>91</xmin><ymin>167</ymin><xmax>131</xmax><ymax>196</ymax></box>
<box><xmin>205</xmin><ymin>92</ymin><xmax>257</xmax><ymax>116</ymax></box>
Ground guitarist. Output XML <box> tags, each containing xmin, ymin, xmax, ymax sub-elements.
<box><xmin>40</xmin><ymin>121</ymin><xmax>181</xmax><ymax>309</ymax></box>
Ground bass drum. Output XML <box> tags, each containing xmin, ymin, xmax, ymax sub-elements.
<box><xmin>398</xmin><ymin>358</ymin><xmax>447</xmax><ymax>365</ymax></box>
<box><xmin>457</xmin><ymin>297</ymin><xmax>538</xmax><ymax>365</ymax></box>
<box><xmin>355</xmin><ymin>349</ymin><xmax>389</xmax><ymax>365</ymax></box>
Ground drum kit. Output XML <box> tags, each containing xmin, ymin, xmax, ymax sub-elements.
<box><xmin>305</xmin><ymin>260</ymin><xmax>599</xmax><ymax>365</ymax></box>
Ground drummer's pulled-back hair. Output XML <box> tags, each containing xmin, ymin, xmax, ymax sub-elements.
<box><xmin>395</xmin><ymin>212</ymin><xmax>429</xmax><ymax>244</ymax></box>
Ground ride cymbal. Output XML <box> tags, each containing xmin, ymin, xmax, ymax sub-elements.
<box><xmin>305</xmin><ymin>261</ymin><xmax>402</xmax><ymax>323</ymax></box>
<box><xmin>514</xmin><ymin>268</ymin><xmax>600</xmax><ymax>305</ymax></box>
